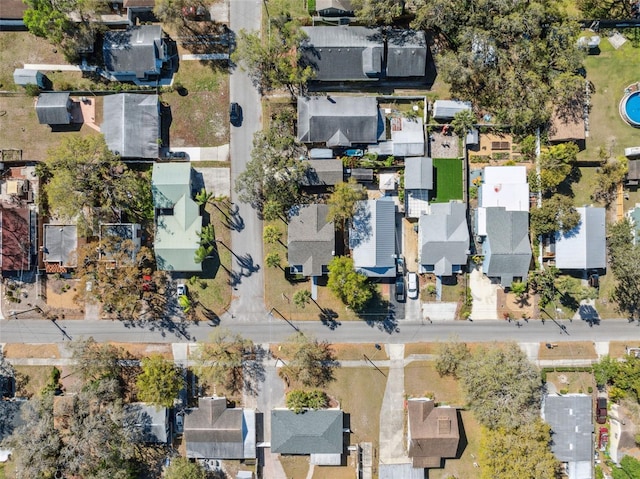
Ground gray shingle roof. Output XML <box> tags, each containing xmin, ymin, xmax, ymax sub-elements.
<box><xmin>102</xmin><ymin>93</ymin><xmax>159</xmax><ymax>159</ymax></box>
<box><xmin>35</xmin><ymin>93</ymin><xmax>71</xmax><ymax>125</ymax></box>
<box><xmin>43</xmin><ymin>225</ymin><xmax>77</xmax><ymax>266</ymax></box>
<box><xmin>103</xmin><ymin>25</ymin><xmax>165</xmax><ymax>79</ymax></box>
<box><xmin>301</xmin><ymin>160</ymin><xmax>344</xmax><ymax>186</ymax></box>
<box><xmin>298</xmin><ymin>96</ymin><xmax>381</xmax><ymax>147</ymax></box>
<box><xmin>419</xmin><ymin>202</ymin><xmax>469</xmax><ymax>276</ymax></box>
<box><xmin>300</xmin><ymin>26</ymin><xmax>383</xmax><ymax>81</ymax></box>
<box><xmin>542</xmin><ymin>394</ymin><xmax>593</xmax><ymax>462</ymax></box>
<box><xmin>432</xmin><ymin>100</ymin><xmax>472</xmax><ymax>121</ymax></box>
<box><xmin>350</xmin><ymin>198</ymin><xmax>396</xmax><ymax>277</ymax></box>
<box><xmin>315</xmin><ymin>0</ymin><xmax>354</xmax><ymax>15</ymax></box>
<box><xmin>405</xmin><ymin>157</ymin><xmax>433</xmax><ymax>190</ymax></box>
<box><xmin>482</xmin><ymin>208</ymin><xmax>531</xmax><ymax>287</ymax></box>
<box><xmin>288</xmin><ymin>204</ymin><xmax>335</xmax><ymax>276</ymax></box>
<box><xmin>271</xmin><ymin>409</ymin><xmax>343</xmax><ymax>455</ymax></box>
<box><xmin>555</xmin><ymin>207</ymin><xmax>606</xmax><ymax>270</ymax></box>
<box><xmin>125</xmin><ymin>403</ymin><xmax>168</xmax><ymax>443</ymax></box>
<box><xmin>386</xmin><ymin>30</ymin><xmax>427</xmax><ymax>77</ymax></box>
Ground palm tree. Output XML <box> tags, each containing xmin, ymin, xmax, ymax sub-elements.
<box><xmin>293</xmin><ymin>289</ymin><xmax>312</xmax><ymax>309</ymax></box>
<box><xmin>198</xmin><ymin>224</ymin><xmax>215</xmax><ymax>247</ymax></box>
<box><xmin>195</xmin><ymin>188</ymin><xmax>213</xmax><ymax>206</ymax></box>
<box><xmin>194</xmin><ymin>245</ymin><xmax>213</xmax><ymax>264</ymax></box>
<box><xmin>265</xmin><ymin>252</ymin><xmax>282</xmax><ymax>269</ymax></box>
<box><xmin>263</xmin><ymin>225</ymin><xmax>283</xmax><ymax>246</ymax></box>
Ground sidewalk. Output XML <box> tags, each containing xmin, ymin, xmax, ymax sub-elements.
<box><xmin>379</xmin><ymin>344</ymin><xmax>408</xmax><ymax>464</ymax></box>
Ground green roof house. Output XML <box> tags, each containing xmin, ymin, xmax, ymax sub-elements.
<box><xmin>152</xmin><ymin>163</ymin><xmax>202</xmax><ymax>272</ymax></box>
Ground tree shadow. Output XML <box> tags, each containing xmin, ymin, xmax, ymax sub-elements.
<box><xmin>222</xmin><ymin>202</ymin><xmax>244</xmax><ymax>232</ymax></box>
<box><xmin>242</xmin><ymin>344</ymin><xmax>268</xmax><ymax>397</ymax></box>
<box><xmin>318</xmin><ymin>307</ymin><xmax>341</xmax><ymax>330</ymax></box>
<box><xmin>361</xmin><ymin>291</ymin><xmax>398</xmax><ymax>334</ymax></box>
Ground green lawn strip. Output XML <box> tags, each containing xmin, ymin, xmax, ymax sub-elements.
<box><xmin>331</xmin><ymin>343</ymin><xmax>390</xmax><ymax>361</ymax></box>
<box><xmin>432</xmin><ymin>158</ymin><xmax>463</xmax><ymax>203</ymax></box>
<box><xmin>572</xmin><ymin>166</ymin><xmax>604</xmax><ymax>207</ymax></box>
<box><xmin>581</xmin><ymin>40</ymin><xmax>640</xmax><ymax>160</ymax></box>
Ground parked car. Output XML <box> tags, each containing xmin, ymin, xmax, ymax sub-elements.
<box><xmin>596</xmin><ymin>397</ymin><xmax>607</xmax><ymax>424</ymax></box>
<box><xmin>175</xmin><ymin>411</ymin><xmax>184</xmax><ymax>433</ymax></box>
<box><xmin>182</xmin><ymin>4</ymin><xmax>206</xmax><ymax>19</ymax></box>
<box><xmin>589</xmin><ymin>273</ymin><xmax>599</xmax><ymax>289</ymax></box>
<box><xmin>229</xmin><ymin>102</ymin><xmax>242</xmax><ymax>126</ymax></box>
<box><xmin>176</xmin><ymin>283</ymin><xmax>187</xmax><ymax>297</ymax></box>
<box><xmin>396</xmin><ymin>256</ymin><xmax>405</xmax><ymax>277</ymax></box>
<box><xmin>344</xmin><ymin>149</ymin><xmax>364</xmax><ymax>157</ymax></box>
<box><xmin>395</xmin><ymin>277</ymin><xmax>405</xmax><ymax>302</ymax></box>
<box><xmin>407</xmin><ymin>272</ymin><xmax>419</xmax><ymax>299</ymax></box>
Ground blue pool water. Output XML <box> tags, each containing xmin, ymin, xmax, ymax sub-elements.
<box><xmin>625</xmin><ymin>91</ymin><xmax>640</xmax><ymax>126</ymax></box>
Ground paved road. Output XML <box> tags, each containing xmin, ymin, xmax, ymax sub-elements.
<box><xmin>1</xmin><ymin>318</ymin><xmax>639</xmax><ymax>345</ymax></box>
<box><xmin>228</xmin><ymin>0</ymin><xmax>266</xmax><ymax>320</ymax></box>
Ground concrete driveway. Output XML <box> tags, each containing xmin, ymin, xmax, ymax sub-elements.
<box><xmin>469</xmin><ymin>267</ymin><xmax>498</xmax><ymax>320</ymax></box>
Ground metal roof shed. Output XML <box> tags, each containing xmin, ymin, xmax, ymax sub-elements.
<box><xmin>13</xmin><ymin>69</ymin><xmax>45</xmax><ymax>88</ymax></box>
<box><xmin>432</xmin><ymin>100</ymin><xmax>472</xmax><ymax>121</ymax></box>
<box><xmin>36</xmin><ymin>93</ymin><xmax>72</xmax><ymax>125</ymax></box>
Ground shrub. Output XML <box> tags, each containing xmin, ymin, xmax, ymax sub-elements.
<box><xmin>286</xmin><ymin>389</ymin><xmax>328</xmax><ymax>414</ymax></box>
<box><xmin>559</xmin><ymin>389</ymin><xmax>568</xmax><ymax>395</ymax></box>
<box><xmin>24</xmin><ymin>84</ymin><xmax>40</xmax><ymax>96</ymax></box>
<box><xmin>588</xmin><ymin>386</ymin><xmax>593</xmax><ymax>393</ymax></box>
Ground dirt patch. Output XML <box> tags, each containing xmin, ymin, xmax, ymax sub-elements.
<box><xmin>108</xmin><ymin>343</ymin><xmax>173</xmax><ymax>360</ymax></box>
<box><xmin>3</xmin><ymin>343</ymin><xmax>60</xmax><ymax>358</ymax></box>
<box><xmin>546</xmin><ymin>371</ymin><xmax>595</xmax><ymax>394</ymax></box>
<box><xmin>44</xmin><ymin>277</ymin><xmax>84</xmax><ymax>319</ymax></box>
<box><xmin>497</xmin><ymin>289</ymin><xmax>535</xmax><ymax>321</ymax></box>
<box><xmin>609</xmin><ymin>341</ymin><xmax>640</xmax><ymax>358</ymax></box>
<box><xmin>538</xmin><ymin>341</ymin><xmax>598</xmax><ymax>360</ymax></box>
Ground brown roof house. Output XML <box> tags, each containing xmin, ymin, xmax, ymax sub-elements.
<box><xmin>548</xmin><ymin>106</ymin><xmax>585</xmax><ymax>149</ymax></box>
<box><xmin>184</xmin><ymin>397</ymin><xmax>256</xmax><ymax>460</ymax></box>
<box><xmin>407</xmin><ymin>398</ymin><xmax>460</xmax><ymax>469</ymax></box>
<box><xmin>0</xmin><ymin>207</ymin><xmax>32</xmax><ymax>273</ymax></box>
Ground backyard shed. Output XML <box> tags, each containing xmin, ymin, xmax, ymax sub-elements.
<box><xmin>13</xmin><ymin>69</ymin><xmax>45</xmax><ymax>88</ymax></box>
<box><xmin>432</xmin><ymin>100</ymin><xmax>472</xmax><ymax>121</ymax></box>
<box><xmin>35</xmin><ymin>93</ymin><xmax>72</xmax><ymax>125</ymax></box>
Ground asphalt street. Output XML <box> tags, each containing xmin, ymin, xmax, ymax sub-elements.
<box><xmin>228</xmin><ymin>0</ymin><xmax>266</xmax><ymax>320</ymax></box>
<box><xmin>1</xmin><ymin>317</ymin><xmax>639</xmax><ymax>345</ymax></box>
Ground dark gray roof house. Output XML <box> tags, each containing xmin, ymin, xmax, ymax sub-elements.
<box><xmin>125</xmin><ymin>403</ymin><xmax>169</xmax><ymax>443</ymax></box>
<box><xmin>301</xmin><ymin>159</ymin><xmax>344</xmax><ymax>186</ymax></box>
<box><xmin>407</xmin><ymin>398</ymin><xmax>460</xmax><ymax>469</ymax></box>
<box><xmin>350</xmin><ymin>197</ymin><xmax>396</xmax><ymax>278</ymax></box>
<box><xmin>288</xmin><ymin>204</ymin><xmax>335</xmax><ymax>277</ymax></box>
<box><xmin>103</xmin><ymin>93</ymin><xmax>160</xmax><ymax>159</ymax></box>
<box><xmin>300</xmin><ymin>26</ymin><xmax>384</xmax><ymax>82</ymax></box>
<box><xmin>419</xmin><ymin>202</ymin><xmax>469</xmax><ymax>276</ymax></box>
<box><xmin>35</xmin><ymin>93</ymin><xmax>72</xmax><ymax>125</ymax></box>
<box><xmin>481</xmin><ymin>207</ymin><xmax>531</xmax><ymax>287</ymax></box>
<box><xmin>43</xmin><ymin>224</ymin><xmax>77</xmax><ymax>273</ymax></box>
<box><xmin>297</xmin><ymin>96</ymin><xmax>382</xmax><ymax>147</ymax></box>
<box><xmin>315</xmin><ymin>0</ymin><xmax>354</xmax><ymax>16</ymax></box>
<box><xmin>554</xmin><ymin>206</ymin><xmax>606</xmax><ymax>271</ymax></box>
<box><xmin>185</xmin><ymin>397</ymin><xmax>256</xmax><ymax>460</ymax></box>
<box><xmin>627</xmin><ymin>159</ymin><xmax>640</xmax><ymax>186</ymax></box>
<box><xmin>271</xmin><ymin>409</ymin><xmax>344</xmax><ymax>465</ymax></box>
<box><xmin>386</xmin><ymin>29</ymin><xmax>428</xmax><ymax>78</ymax></box>
<box><xmin>542</xmin><ymin>394</ymin><xmax>593</xmax><ymax>479</ymax></box>
<box><xmin>102</xmin><ymin>25</ymin><xmax>168</xmax><ymax>83</ymax></box>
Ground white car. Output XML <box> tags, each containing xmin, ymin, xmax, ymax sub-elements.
<box><xmin>407</xmin><ymin>272</ymin><xmax>419</xmax><ymax>299</ymax></box>
<box><xmin>176</xmin><ymin>283</ymin><xmax>186</xmax><ymax>297</ymax></box>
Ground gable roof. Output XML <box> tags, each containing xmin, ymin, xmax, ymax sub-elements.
<box><xmin>43</xmin><ymin>225</ymin><xmax>77</xmax><ymax>267</ymax></box>
<box><xmin>555</xmin><ymin>207</ymin><xmax>606</xmax><ymax>270</ymax></box>
<box><xmin>301</xmin><ymin>160</ymin><xmax>344</xmax><ymax>186</ymax></box>
<box><xmin>350</xmin><ymin>198</ymin><xmax>396</xmax><ymax>277</ymax></box>
<box><xmin>35</xmin><ymin>93</ymin><xmax>71</xmax><ymax>125</ymax></box>
<box><xmin>405</xmin><ymin>157</ymin><xmax>433</xmax><ymax>190</ymax></box>
<box><xmin>300</xmin><ymin>26</ymin><xmax>384</xmax><ymax>81</ymax></box>
<box><xmin>271</xmin><ymin>409</ymin><xmax>343</xmax><ymax>455</ymax></box>
<box><xmin>482</xmin><ymin>208</ymin><xmax>531</xmax><ymax>287</ymax></box>
<box><xmin>315</xmin><ymin>0</ymin><xmax>354</xmax><ymax>15</ymax></box>
<box><xmin>288</xmin><ymin>204</ymin><xmax>335</xmax><ymax>276</ymax></box>
<box><xmin>103</xmin><ymin>93</ymin><xmax>159</xmax><ymax>159</ymax></box>
<box><xmin>0</xmin><ymin>207</ymin><xmax>31</xmax><ymax>272</ymax></box>
<box><xmin>103</xmin><ymin>25</ymin><xmax>165</xmax><ymax>79</ymax></box>
<box><xmin>152</xmin><ymin>163</ymin><xmax>202</xmax><ymax>272</ymax></box>
<box><xmin>389</xmin><ymin>117</ymin><xmax>425</xmax><ymax>157</ymax></box>
<box><xmin>542</xmin><ymin>394</ymin><xmax>593</xmax><ymax>463</ymax></box>
<box><xmin>432</xmin><ymin>100</ymin><xmax>472</xmax><ymax>120</ymax></box>
<box><xmin>185</xmin><ymin>397</ymin><xmax>256</xmax><ymax>460</ymax></box>
<box><xmin>298</xmin><ymin>96</ymin><xmax>381</xmax><ymax>147</ymax></box>
<box><xmin>386</xmin><ymin>29</ymin><xmax>427</xmax><ymax>77</ymax></box>
<box><xmin>407</xmin><ymin>398</ymin><xmax>460</xmax><ymax>469</ymax></box>
<box><xmin>125</xmin><ymin>403</ymin><xmax>168</xmax><ymax>443</ymax></box>
<box><xmin>419</xmin><ymin>202</ymin><xmax>469</xmax><ymax>276</ymax></box>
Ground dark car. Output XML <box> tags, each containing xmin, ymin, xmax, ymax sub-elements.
<box><xmin>229</xmin><ymin>102</ymin><xmax>242</xmax><ymax>126</ymax></box>
<box><xmin>395</xmin><ymin>277</ymin><xmax>405</xmax><ymax>302</ymax></box>
<box><xmin>589</xmin><ymin>273</ymin><xmax>599</xmax><ymax>289</ymax></box>
<box><xmin>596</xmin><ymin>397</ymin><xmax>607</xmax><ymax>424</ymax></box>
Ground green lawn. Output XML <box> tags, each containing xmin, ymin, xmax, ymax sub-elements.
<box><xmin>581</xmin><ymin>38</ymin><xmax>640</xmax><ymax>160</ymax></box>
<box><xmin>572</xmin><ymin>166</ymin><xmax>604</xmax><ymax>207</ymax></box>
<box><xmin>432</xmin><ymin>158</ymin><xmax>464</xmax><ymax>203</ymax></box>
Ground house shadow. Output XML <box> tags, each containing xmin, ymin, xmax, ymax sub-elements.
<box><xmin>50</xmin><ymin>123</ymin><xmax>83</xmax><ymax>132</ymax></box>
<box><xmin>361</xmin><ymin>290</ymin><xmax>397</xmax><ymax>334</ymax></box>
<box><xmin>340</xmin><ymin>413</ymin><xmax>351</xmax><ymax>466</ymax></box>
<box><xmin>160</xmin><ymin>103</ymin><xmax>172</xmax><ymax>151</ymax></box>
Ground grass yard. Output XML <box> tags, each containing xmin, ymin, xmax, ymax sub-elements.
<box><xmin>432</xmin><ymin>158</ymin><xmax>463</xmax><ymax>203</ymax></box>
<box><xmin>2</xmin><ymin>344</ymin><xmax>59</xmax><ymax>359</ymax></box>
<box><xmin>538</xmin><ymin>341</ymin><xmax>598</xmax><ymax>360</ymax></box>
<box><xmin>404</xmin><ymin>342</ymin><xmax>441</xmax><ymax>357</ymax></box>
<box><xmin>581</xmin><ymin>38</ymin><xmax>640</xmax><ymax>160</ymax></box>
<box><xmin>267</xmin><ymin>0</ymin><xmax>312</xmax><ymax>21</ymax></box>
<box><xmin>546</xmin><ymin>371</ymin><xmax>595</xmax><ymax>394</ymax></box>
<box><xmin>324</xmin><ymin>367</ymin><xmax>388</xmax><ymax>446</ymax></box>
<box><xmin>428</xmin><ymin>411</ymin><xmax>482</xmax><ymax>479</ymax></box>
<box><xmin>331</xmin><ymin>343</ymin><xmax>389</xmax><ymax>360</ymax></box>
<box><xmin>404</xmin><ymin>360</ymin><xmax>466</xmax><ymax>406</ymax></box>
<box><xmin>312</xmin><ymin>465</ymin><xmax>356</xmax><ymax>479</ymax></box>
<box><xmin>13</xmin><ymin>365</ymin><xmax>56</xmax><ymax>398</ymax></box>
<box><xmin>572</xmin><ymin>166</ymin><xmax>605</xmax><ymax>208</ymax></box>
<box><xmin>609</xmin><ymin>341</ymin><xmax>640</xmax><ymax>358</ymax></box>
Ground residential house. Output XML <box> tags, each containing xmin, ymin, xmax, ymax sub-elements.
<box><xmin>299</xmin><ymin>26</ymin><xmax>384</xmax><ymax>82</ymax></box>
<box><xmin>288</xmin><ymin>204</ymin><xmax>335</xmax><ymax>277</ymax></box>
<box><xmin>102</xmin><ymin>25</ymin><xmax>168</xmax><ymax>84</ymax></box>
<box><xmin>432</xmin><ymin>100</ymin><xmax>472</xmax><ymax>121</ymax></box>
<box><xmin>184</xmin><ymin>397</ymin><xmax>256</xmax><ymax>460</ymax></box>
<box><xmin>0</xmin><ymin>207</ymin><xmax>32</xmax><ymax>274</ymax></box>
<box><xmin>542</xmin><ymin>394</ymin><xmax>593</xmax><ymax>479</ymax></box>
<box><xmin>407</xmin><ymin>398</ymin><xmax>460</xmax><ymax>469</ymax></box>
<box><xmin>0</xmin><ymin>0</ymin><xmax>26</xmax><ymax>29</ymax></box>
<box><xmin>548</xmin><ymin>106</ymin><xmax>586</xmax><ymax>148</ymax></box>
<box><xmin>477</xmin><ymin>166</ymin><xmax>529</xmax><ymax>222</ymax></box>
<box><xmin>369</xmin><ymin>116</ymin><xmax>425</xmax><ymax>157</ymax></box>
<box><xmin>102</xmin><ymin>93</ymin><xmax>160</xmax><ymax>159</ymax></box>
<box><xmin>386</xmin><ymin>29</ymin><xmax>428</xmax><ymax>78</ymax></box>
<box><xmin>35</xmin><ymin>93</ymin><xmax>72</xmax><ymax>125</ymax></box>
<box><xmin>152</xmin><ymin>163</ymin><xmax>202</xmax><ymax>272</ymax></box>
<box><xmin>404</xmin><ymin>156</ymin><xmax>432</xmax><ymax>218</ymax></box>
<box><xmin>271</xmin><ymin>409</ymin><xmax>344</xmax><ymax>465</ymax></box>
<box><xmin>554</xmin><ymin>207</ymin><xmax>606</xmax><ymax>271</ymax></box>
<box><xmin>297</xmin><ymin>96</ymin><xmax>382</xmax><ymax>147</ymax></box>
<box><xmin>419</xmin><ymin>201</ymin><xmax>469</xmax><ymax>276</ymax></box>
<box><xmin>301</xmin><ymin>160</ymin><xmax>344</xmax><ymax>187</ymax></box>
<box><xmin>99</xmin><ymin>223</ymin><xmax>142</xmax><ymax>264</ymax></box>
<box><xmin>42</xmin><ymin>224</ymin><xmax>77</xmax><ymax>274</ymax></box>
<box><xmin>315</xmin><ymin>0</ymin><xmax>354</xmax><ymax>16</ymax></box>
<box><xmin>350</xmin><ymin>198</ymin><xmax>396</xmax><ymax>278</ymax></box>
<box><xmin>125</xmin><ymin>402</ymin><xmax>170</xmax><ymax>443</ymax></box>
<box><xmin>480</xmin><ymin>207</ymin><xmax>531</xmax><ymax>287</ymax></box>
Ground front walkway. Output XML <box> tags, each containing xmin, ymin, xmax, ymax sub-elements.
<box><xmin>379</xmin><ymin>344</ymin><xmax>408</xmax><ymax>465</ymax></box>
<box><xmin>469</xmin><ymin>267</ymin><xmax>498</xmax><ymax>320</ymax></box>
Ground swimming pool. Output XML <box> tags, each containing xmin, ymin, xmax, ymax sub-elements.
<box><xmin>623</xmin><ymin>91</ymin><xmax>640</xmax><ymax>127</ymax></box>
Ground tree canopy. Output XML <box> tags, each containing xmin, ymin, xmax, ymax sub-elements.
<box><xmin>530</xmin><ymin>194</ymin><xmax>581</xmax><ymax>236</ymax></box>
<box><xmin>352</xmin><ymin>0</ymin><xmax>405</xmax><ymax>24</ymax></box>
<box><xmin>592</xmin><ymin>156</ymin><xmax>628</xmax><ymax>206</ymax></box>
<box><xmin>278</xmin><ymin>333</ymin><xmax>338</xmax><ymax>388</ymax></box>
<box><xmin>164</xmin><ymin>457</ymin><xmax>207</xmax><ymax>479</ymax></box>
<box><xmin>607</xmin><ymin>219</ymin><xmax>640</xmax><ymax>319</ymax></box>
<box><xmin>593</xmin><ymin>354</ymin><xmax>640</xmax><ymax>403</ymax></box>
<box><xmin>435</xmin><ymin>339</ymin><xmax>471</xmax><ymax>378</ymax></box>
<box><xmin>326</xmin><ymin>178</ymin><xmax>367</xmax><ymax>229</ymax></box>
<box><xmin>539</xmin><ymin>143</ymin><xmax>579</xmax><ymax>192</ymax></box>
<box><xmin>327</xmin><ymin>256</ymin><xmax>373</xmax><ymax>312</ymax></box>
<box><xmin>411</xmin><ymin>0</ymin><xmax>584</xmax><ymax>132</ymax></box>
<box><xmin>578</xmin><ymin>0</ymin><xmax>638</xmax><ymax>19</ymax></box>
<box><xmin>41</xmin><ymin>136</ymin><xmax>153</xmax><ymax>235</ymax></box>
<box><xmin>136</xmin><ymin>354</ymin><xmax>183</xmax><ymax>408</ymax></box>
